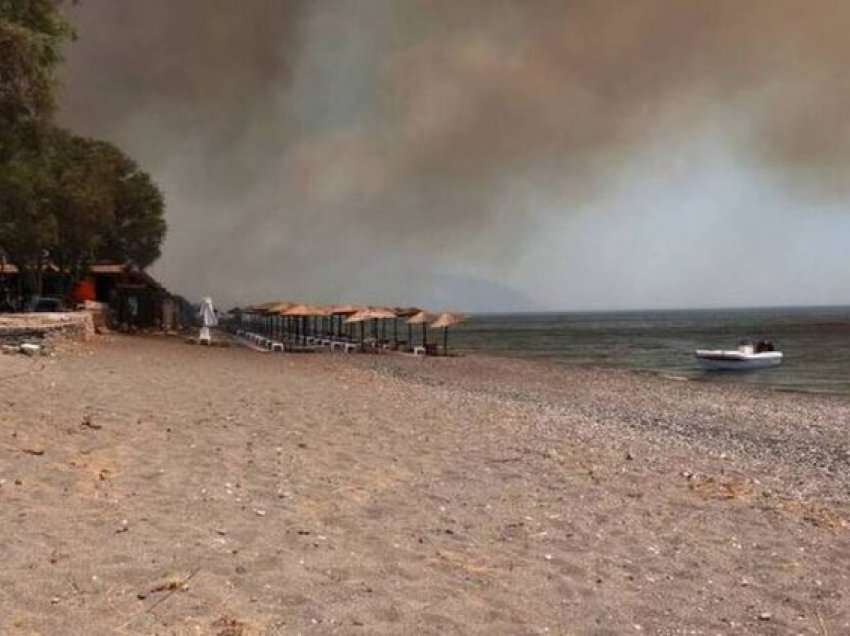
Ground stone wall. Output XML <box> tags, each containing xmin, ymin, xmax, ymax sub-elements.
<box><xmin>0</xmin><ymin>312</ymin><xmax>96</xmax><ymax>345</ymax></box>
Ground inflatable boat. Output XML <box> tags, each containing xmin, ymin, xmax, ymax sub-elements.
<box><xmin>695</xmin><ymin>340</ymin><xmax>783</xmax><ymax>371</ymax></box>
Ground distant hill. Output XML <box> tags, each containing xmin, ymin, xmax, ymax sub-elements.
<box><xmin>416</xmin><ymin>274</ymin><xmax>538</xmax><ymax>313</ymax></box>
<box><xmin>332</xmin><ymin>271</ymin><xmax>538</xmax><ymax>314</ymax></box>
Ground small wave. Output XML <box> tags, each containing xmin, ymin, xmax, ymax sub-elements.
<box><xmin>660</xmin><ymin>374</ymin><xmax>690</xmax><ymax>382</ymax></box>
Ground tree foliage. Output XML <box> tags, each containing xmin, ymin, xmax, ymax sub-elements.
<box><xmin>106</xmin><ymin>168</ymin><xmax>167</xmax><ymax>269</ymax></box>
<box><xmin>0</xmin><ymin>133</ymin><xmax>56</xmax><ymax>292</ymax></box>
<box><xmin>0</xmin><ymin>128</ymin><xmax>167</xmax><ymax>292</ymax></box>
<box><xmin>0</xmin><ymin>0</ymin><xmax>74</xmax><ymax>129</ymax></box>
<box><xmin>48</xmin><ymin>129</ymin><xmax>166</xmax><ymax>276</ymax></box>
<box><xmin>0</xmin><ymin>2</ymin><xmax>167</xmax><ymax>298</ymax></box>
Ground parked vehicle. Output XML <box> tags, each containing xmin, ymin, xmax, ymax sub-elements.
<box><xmin>25</xmin><ymin>296</ymin><xmax>69</xmax><ymax>313</ymax></box>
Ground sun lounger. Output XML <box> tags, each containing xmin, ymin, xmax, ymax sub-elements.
<box><xmin>413</xmin><ymin>343</ymin><xmax>439</xmax><ymax>356</ymax></box>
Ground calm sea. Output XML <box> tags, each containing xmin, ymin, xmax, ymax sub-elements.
<box><xmin>448</xmin><ymin>307</ymin><xmax>850</xmax><ymax>396</ymax></box>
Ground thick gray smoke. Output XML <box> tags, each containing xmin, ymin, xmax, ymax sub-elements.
<box><xmin>58</xmin><ymin>1</ymin><xmax>850</xmax><ymax>310</ymax></box>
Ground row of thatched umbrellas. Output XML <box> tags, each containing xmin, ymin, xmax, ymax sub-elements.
<box><xmin>235</xmin><ymin>301</ymin><xmax>465</xmax><ymax>354</ymax></box>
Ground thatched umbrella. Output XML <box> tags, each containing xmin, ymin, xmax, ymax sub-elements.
<box><xmin>431</xmin><ymin>312</ymin><xmax>466</xmax><ymax>356</ymax></box>
<box><xmin>248</xmin><ymin>300</ymin><xmax>282</xmax><ymax>312</ymax></box>
<box><xmin>226</xmin><ymin>307</ymin><xmax>244</xmax><ymax>330</ymax></box>
<box><xmin>407</xmin><ymin>310</ymin><xmax>437</xmax><ymax>349</ymax></box>
<box><xmin>282</xmin><ymin>303</ymin><xmax>331</xmax><ymax>345</ymax></box>
<box><xmin>393</xmin><ymin>306</ymin><xmax>421</xmax><ymax>347</ymax></box>
<box><xmin>372</xmin><ymin>306</ymin><xmax>397</xmax><ymax>344</ymax></box>
<box><xmin>345</xmin><ymin>307</ymin><xmax>396</xmax><ymax>350</ymax></box>
<box><xmin>344</xmin><ymin>310</ymin><xmax>368</xmax><ymax>349</ymax></box>
<box><xmin>249</xmin><ymin>300</ymin><xmax>291</xmax><ymax>336</ymax></box>
<box><xmin>265</xmin><ymin>301</ymin><xmax>293</xmax><ymax>312</ymax></box>
<box><xmin>264</xmin><ymin>301</ymin><xmax>294</xmax><ymax>339</ymax></box>
<box><xmin>245</xmin><ymin>302</ymin><xmax>265</xmax><ymax>334</ymax></box>
<box><xmin>328</xmin><ymin>304</ymin><xmax>361</xmax><ymax>339</ymax></box>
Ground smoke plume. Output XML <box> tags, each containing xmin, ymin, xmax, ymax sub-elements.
<box><xmin>58</xmin><ymin>1</ymin><xmax>850</xmax><ymax>309</ymax></box>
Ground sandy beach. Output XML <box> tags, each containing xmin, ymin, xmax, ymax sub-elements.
<box><xmin>1</xmin><ymin>335</ymin><xmax>848</xmax><ymax>635</ymax></box>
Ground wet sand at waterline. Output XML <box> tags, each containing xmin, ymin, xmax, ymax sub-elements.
<box><xmin>1</xmin><ymin>335</ymin><xmax>848</xmax><ymax>635</ymax></box>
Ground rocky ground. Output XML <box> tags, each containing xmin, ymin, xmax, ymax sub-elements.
<box><xmin>0</xmin><ymin>335</ymin><xmax>847</xmax><ymax>635</ymax></box>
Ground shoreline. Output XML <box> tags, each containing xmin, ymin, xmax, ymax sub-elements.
<box><xmin>1</xmin><ymin>335</ymin><xmax>848</xmax><ymax>634</ymax></box>
<box><xmin>450</xmin><ymin>346</ymin><xmax>850</xmax><ymax>400</ymax></box>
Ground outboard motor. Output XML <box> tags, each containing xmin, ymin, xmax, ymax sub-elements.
<box><xmin>755</xmin><ymin>340</ymin><xmax>775</xmax><ymax>353</ymax></box>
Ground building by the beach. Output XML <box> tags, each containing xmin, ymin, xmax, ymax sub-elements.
<box><xmin>75</xmin><ymin>262</ymin><xmax>179</xmax><ymax>330</ymax></box>
<box><xmin>0</xmin><ymin>259</ymin><xmax>182</xmax><ymax>330</ymax></box>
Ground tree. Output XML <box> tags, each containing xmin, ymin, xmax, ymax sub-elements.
<box><xmin>0</xmin><ymin>0</ymin><xmax>73</xmax><ymax>296</ymax></box>
<box><xmin>104</xmin><ymin>162</ymin><xmax>167</xmax><ymax>270</ymax></box>
<box><xmin>0</xmin><ymin>0</ymin><xmax>74</xmax><ymax>130</ymax></box>
<box><xmin>0</xmin><ymin>139</ymin><xmax>58</xmax><ymax>295</ymax></box>
<box><xmin>46</xmin><ymin>128</ymin><xmax>167</xmax><ymax>288</ymax></box>
<box><xmin>0</xmin><ymin>4</ymin><xmax>167</xmax><ymax>301</ymax></box>
<box><xmin>1</xmin><ymin>127</ymin><xmax>168</xmax><ymax>297</ymax></box>
<box><xmin>47</xmin><ymin>129</ymin><xmax>120</xmax><ymax>287</ymax></box>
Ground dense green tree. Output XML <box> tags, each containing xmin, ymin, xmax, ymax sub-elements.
<box><xmin>103</xmin><ymin>160</ymin><xmax>167</xmax><ymax>270</ymax></box>
<box><xmin>1</xmin><ymin>0</ymin><xmax>74</xmax><ymax>296</ymax></box>
<box><xmin>0</xmin><ymin>145</ymin><xmax>57</xmax><ymax>294</ymax></box>
<box><xmin>1</xmin><ymin>128</ymin><xmax>167</xmax><ymax>296</ymax></box>
<box><xmin>0</xmin><ymin>0</ymin><xmax>166</xmax><ymax>302</ymax></box>
<box><xmin>48</xmin><ymin>130</ymin><xmax>167</xmax><ymax>282</ymax></box>
<box><xmin>0</xmin><ymin>0</ymin><xmax>74</xmax><ymax>130</ymax></box>
<box><xmin>47</xmin><ymin>129</ymin><xmax>121</xmax><ymax>287</ymax></box>
<box><xmin>1</xmin><ymin>3</ymin><xmax>167</xmax><ymax>300</ymax></box>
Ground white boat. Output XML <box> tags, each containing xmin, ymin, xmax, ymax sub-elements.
<box><xmin>695</xmin><ymin>340</ymin><xmax>783</xmax><ymax>371</ymax></box>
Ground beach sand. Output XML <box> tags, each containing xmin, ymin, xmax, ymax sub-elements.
<box><xmin>0</xmin><ymin>335</ymin><xmax>848</xmax><ymax>635</ymax></box>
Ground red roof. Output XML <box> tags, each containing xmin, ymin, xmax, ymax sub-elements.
<box><xmin>89</xmin><ymin>263</ymin><xmax>129</xmax><ymax>274</ymax></box>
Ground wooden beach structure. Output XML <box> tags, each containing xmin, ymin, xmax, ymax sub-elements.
<box><xmin>345</xmin><ymin>306</ymin><xmax>397</xmax><ymax>351</ymax></box>
<box><xmin>431</xmin><ymin>312</ymin><xmax>466</xmax><ymax>355</ymax></box>
<box><xmin>0</xmin><ymin>259</ymin><xmax>181</xmax><ymax>330</ymax></box>
<box><xmin>281</xmin><ymin>303</ymin><xmax>332</xmax><ymax>346</ymax></box>
<box><xmin>230</xmin><ymin>299</ymin><xmax>467</xmax><ymax>357</ymax></box>
<box><xmin>393</xmin><ymin>307</ymin><xmax>421</xmax><ymax>350</ymax></box>
<box><xmin>406</xmin><ymin>310</ymin><xmax>438</xmax><ymax>355</ymax></box>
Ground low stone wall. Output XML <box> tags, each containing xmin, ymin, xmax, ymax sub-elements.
<box><xmin>0</xmin><ymin>312</ymin><xmax>96</xmax><ymax>344</ymax></box>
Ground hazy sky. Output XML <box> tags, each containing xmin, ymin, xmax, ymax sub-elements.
<box><xmin>58</xmin><ymin>1</ymin><xmax>850</xmax><ymax>311</ymax></box>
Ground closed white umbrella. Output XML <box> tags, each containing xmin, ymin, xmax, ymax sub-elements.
<box><xmin>198</xmin><ymin>297</ymin><xmax>217</xmax><ymax>344</ymax></box>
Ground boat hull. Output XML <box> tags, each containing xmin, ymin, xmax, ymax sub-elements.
<box><xmin>695</xmin><ymin>350</ymin><xmax>783</xmax><ymax>371</ymax></box>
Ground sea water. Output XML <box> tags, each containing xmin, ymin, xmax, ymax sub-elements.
<box><xmin>449</xmin><ymin>307</ymin><xmax>850</xmax><ymax>396</ymax></box>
